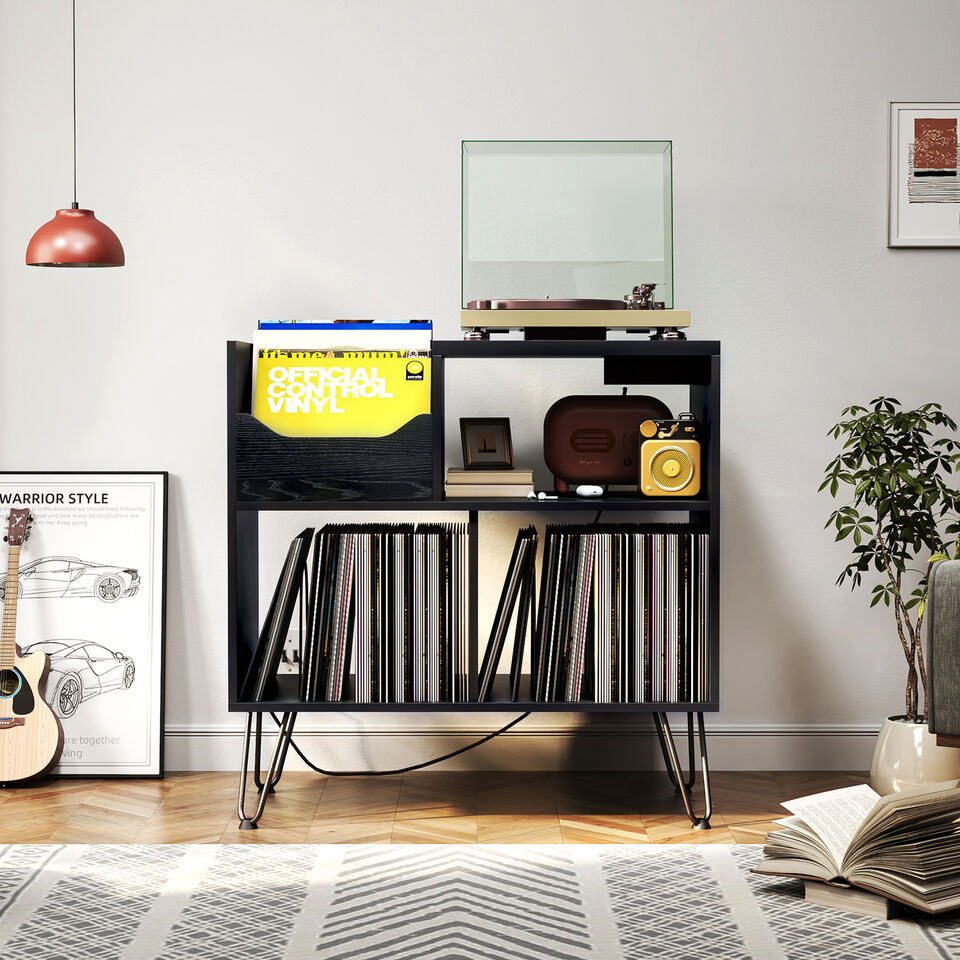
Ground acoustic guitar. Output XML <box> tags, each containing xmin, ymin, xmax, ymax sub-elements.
<box><xmin>0</xmin><ymin>509</ymin><xmax>63</xmax><ymax>784</ymax></box>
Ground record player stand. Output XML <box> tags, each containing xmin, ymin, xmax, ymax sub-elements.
<box><xmin>227</xmin><ymin>339</ymin><xmax>720</xmax><ymax>832</ymax></box>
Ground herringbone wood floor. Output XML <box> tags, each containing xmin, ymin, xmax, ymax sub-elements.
<box><xmin>0</xmin><ymin>771</ymin><xmax>867</xmax><ymax>844</ymax></box>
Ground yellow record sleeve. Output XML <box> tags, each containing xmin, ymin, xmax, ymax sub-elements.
<box><xmin>253</xmin><ymin>350</ymin><xmax>431</xmax><ymax>438</ymax></box>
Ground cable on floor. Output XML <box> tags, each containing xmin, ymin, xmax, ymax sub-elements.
<box><xmin>269</xmin><ymin>710</ymin><xmax>531</xmax><ymax>776</ymax></box>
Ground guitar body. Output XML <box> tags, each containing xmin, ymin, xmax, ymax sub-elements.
<box><xmin>0</xmin><ymin>509</ymin><xmax>64</xmax><ymax>784</ymax></box>
<box><xmin>0</xmin><ymin>646</ymin><xmax>63</xmax><ymax>784</ymax></box>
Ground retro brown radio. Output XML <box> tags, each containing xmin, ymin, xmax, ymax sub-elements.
<box><xmin>638</xmin><ymin>413</ymin><xmax>702</xmax><ymax>497</ymax></box>
<box><xmin>543</xmin><ymin>394</ymin><xmax>672</xmax><ymax>493</ymax></box>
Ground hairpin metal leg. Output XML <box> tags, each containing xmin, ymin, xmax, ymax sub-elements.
<box><xmin>237</xmin><ymin>711</ymin><xmax>295</xmax><ymax>830</ymax></box>
<box><xmin>655</xmin><ymin>719</ymin><xmax>682</xmax><ymax>791</ymax></box>
<box><xmin>269</xmin><ymin>712</ymin><xmax>296</xmax><ymax>789</ymax></box>
<box><xmin>653</xmin><ymin>711</ymin><xmax>712</xmax><ymax>830</ymax></box>
<box><xmin>252</xmin><ymin>712</ymin><xmax>269</xmax><ymax>793</ymax></box>
<box><xmin>685</xmin><ymin>712</ymin><xmax>697</xmax><ymax>791</ymax></box>
<box><xmin>654</xmin><ymin>713</ymin><xmax>696</xmax><ymax>793</ymax></box>
<box><xmin>253</xmin><ymin>712</ymin><xmax>296</xmax><ymax>794</ymax></box>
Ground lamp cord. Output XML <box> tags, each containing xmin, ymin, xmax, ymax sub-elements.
<box><xmin>268</xmin><ymin>710</ymin><xmax>531</xmax><ymax>776</ymax></box>
<box><xmin>72</xmin><ymin>0</ymin><xmax>78</xmax><ymax>208</ymax></box>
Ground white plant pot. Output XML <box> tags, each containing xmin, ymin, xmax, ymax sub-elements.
<box><xmin>869</xmin><ymin>716</ymin><xmax>960</xmax><ymax>795</ymax></box>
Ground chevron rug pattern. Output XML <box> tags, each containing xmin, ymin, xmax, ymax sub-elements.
<box><xmin>2</xmin><ymin>844</ymin><xmax>960</xmax><ymax>959</ymax></box>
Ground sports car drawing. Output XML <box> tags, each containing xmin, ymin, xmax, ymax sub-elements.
<box><xmin>0</xmin><ymin>556</ymin><xmax>139</xmax><ymax>602</ymax></box>
<box><xmin>21</xmin><ymin>640</ymin><xmax>136</xmax><ymax>719</ymax></box>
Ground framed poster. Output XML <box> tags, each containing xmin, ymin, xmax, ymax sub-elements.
<box><xmin>889</xmin><ymin>101</ymin><xmax>960</xmax><ymax>246</ymax></box>
<box><xmin>0</xmin><ymin>473</ymin><xmax>167</xmax><ymax>777</ymax></box>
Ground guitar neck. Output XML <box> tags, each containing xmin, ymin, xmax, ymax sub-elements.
<box><xmin>0</xmin><ymin>545</ymin><xmax>20</xmax><ymax>671</ymax></box>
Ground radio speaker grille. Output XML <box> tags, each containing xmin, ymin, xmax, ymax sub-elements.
<box><xmin>650</xmin><ymin>447</ymin><xmax>695</xmax><ymax>491</ymax></box>
<box><xmin>570</xmin><ymin>428</ymin><xmax>615</xmax><ymax>453</ymax></box>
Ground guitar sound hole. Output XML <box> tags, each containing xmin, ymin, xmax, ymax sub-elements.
<box><xmin>0</xmin><ymin>669</ymin><xmax>21</xmax><ymax>698</ymax></box>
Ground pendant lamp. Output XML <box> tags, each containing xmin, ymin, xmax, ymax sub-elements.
<box><xmin>26</xmin><ymin>0</ymin><xmax>124</xmax><ymax>267</ymax></box>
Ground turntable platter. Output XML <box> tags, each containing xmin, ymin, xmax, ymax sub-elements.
<box><xmin>467</xmin><ymin>298</ymin><xmax>627</xmax><ymax>311</ymax></box>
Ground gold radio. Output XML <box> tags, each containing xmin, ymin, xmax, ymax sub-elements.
<box><xmin>639</xmin><ymin>413</ymin><xmax>701</xmax><ymax>497</ymax></box>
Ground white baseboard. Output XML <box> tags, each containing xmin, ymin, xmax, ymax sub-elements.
<box><xmin>162</xmin><ymin>720</ymin><xmax>879</xmax><ymax>772</ymax></box>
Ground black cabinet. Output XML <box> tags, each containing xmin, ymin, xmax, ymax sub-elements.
<box><xmin>227</xmin><ymin>338</ymin><xmax>721</xmax><ymax>716</ymax></box>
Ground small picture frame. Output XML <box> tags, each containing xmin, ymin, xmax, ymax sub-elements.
<box><xmin>459</xmin><ymin>418</ymin><xmax>514</xmax><ymax>470</ymax></box>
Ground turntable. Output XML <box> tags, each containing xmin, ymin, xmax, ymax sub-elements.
<box><xmin>463</xmin><ymin>288</ymin><xmax>690</xmax><ymax>340</ymax></box>
<box><xmin>461</xmin><ymin>141</ymin><xmax>691</xmax><ymax>340</ymax></box>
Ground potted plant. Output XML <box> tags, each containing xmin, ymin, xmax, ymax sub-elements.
<box><xmin>822</xmin><ymin>397</ymin><xmax>960</xmax><ymax>793</ymax></box>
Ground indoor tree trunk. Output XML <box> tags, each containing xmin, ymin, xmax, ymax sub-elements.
<box><xmin>905</xmin><ymin>661</ymin><xmax>919</xmax><ymax>722</ymax></box>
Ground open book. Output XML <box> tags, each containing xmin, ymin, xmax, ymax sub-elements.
<box><xmin>753</xmin><ymin>781</ymin><xmax>960</xmax><ymax>913</ymax></box>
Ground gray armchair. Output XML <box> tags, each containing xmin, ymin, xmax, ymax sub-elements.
<box><xmin>927</xmin><ymin>560</ymin><xmax>960</xmax><ymax>740</ymax></box>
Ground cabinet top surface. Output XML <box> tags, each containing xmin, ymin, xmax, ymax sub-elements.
<box><xmin>230</xmin><ymin>339</ymin><xmax>720</xmax><ymax>358</ymax></box>
<box><xmin>431</xmin><ymin>339</ymin><xmax>720</xmax><ymax>358</ymax></box>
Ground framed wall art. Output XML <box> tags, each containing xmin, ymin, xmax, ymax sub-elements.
<box><xmin>889</xmin><ymin>101</ymin><xmax>960</xmax><ymax>247</ymax></box>
<box><xmin>0</xmin><ymin>472</ymin><xmax>167</xmax><ymax>777</ymax></box>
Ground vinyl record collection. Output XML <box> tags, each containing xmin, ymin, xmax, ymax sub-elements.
<box><xmin>248</xmin><ymin>521</ymin><xmax>708</xmax><ymax>707</ymax></box>
<box><xmin>479</xmin><ymin>524</ymin><xmax>709</xmax><ymax>704</ymax></box>
<box><xmin>539</xmin><ymin>525</ymin><xmax>708</xmax><ymax>703</ymax></box>
<box><xmin>299</xmin><ymin>523</ymin><xmax>470</xmax><ymax>703</ymax></box>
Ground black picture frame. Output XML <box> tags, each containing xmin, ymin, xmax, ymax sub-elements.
<box><xmin>459</xmin><ymin>418</ymin><xmax>514</xmax><ymax>470</ymax></box>
<box><xmin>0</xmin><ymin>471</ymin><xmax>167</xmax><ymax>779</ymax></box>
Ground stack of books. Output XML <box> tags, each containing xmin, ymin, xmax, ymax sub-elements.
<box><xmin>444</xmin><ymin>468</ymin><xmax>534</xmax><ymax>499</ymax></box>
<box><xmin>753</xmin><ymin>781</ymin><xmax>960</xmax><ymax>915</ymax></box>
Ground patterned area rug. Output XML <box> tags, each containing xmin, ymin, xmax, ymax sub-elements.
<box><xmin>1</xmin><ymin>844</ymin><xmax>959</xmax><ymax>959</ymax></box>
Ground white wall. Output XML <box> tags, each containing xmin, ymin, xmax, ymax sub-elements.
<box><xmin>1</xmin><ymin>0</ymin><xmax>959</xmax><ymax>770</ymax></box>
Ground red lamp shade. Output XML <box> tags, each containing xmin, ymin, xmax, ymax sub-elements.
<box><xmin>26</xmin><ymin>208</ymin><xmax>124</xmax><ymax>267</ymax></box>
